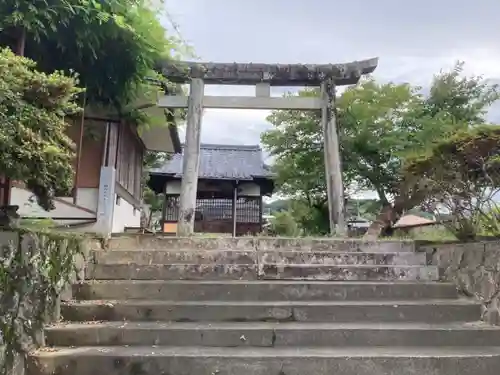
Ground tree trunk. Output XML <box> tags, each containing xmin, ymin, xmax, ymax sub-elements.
<box><xmin>15</xmin><ymin>27</ymin><xmax>26</xmax><ymax>56</ymax></box>
<box><xmin>364</xmin><ymin>204</ymin><xmax>399</xmax><ymax>239</ymax></box>
<box><xmin>147</xmin><ymin>209</ymin><xmax>153</xmax><ymax>229</ymax></box>
<box><xmin>363</xmin><ymin>192</ymin><xmax>426</xmax><ymax>240</ymax></box>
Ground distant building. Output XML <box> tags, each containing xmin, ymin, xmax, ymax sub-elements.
<box><xmin>393</xmin><ymin>214</ymin><xmax>436</xmax><ymax>229</ymax></box>
<box><xmin>393</xmin><ymin>213</ymin><xmax>445</xmax><ymax>236</ymax></box>
<box><xmin>149</xmin><ymin>144</ymin><xmax>275</xmax><ymax>236</ymax></box>
<box><xmin>347</xmin><ymin>216</ymin><xmax>372</xmax><ymax>236</ymax></box>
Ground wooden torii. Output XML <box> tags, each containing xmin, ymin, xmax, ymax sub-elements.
<box><xmin>157</xmin><ymin>59</ymin><xmax>379</xmax><ymax>236</ymax></box>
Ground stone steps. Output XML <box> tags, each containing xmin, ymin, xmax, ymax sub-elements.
<box><xmin>45</xmin><ymin>321</ymin><xmax>500</xmax><ymax>347</ymax></box>
<box><xmin>86</xmin><ymin>263</ymin><xmax>439</xmax><ymax>281</ymax></box>
<box><xmin>104</xmin><ymin>236</ymin><xmax>416</xmax><ymax>253</ymax></box>
<box><xmin>27</xmin><ymin>236</ymin><xmax>500</xmax><ymax>375</ymax></box>
<box><xmin>73</xmin><ymin>280</ymin><xmax>459</xmax><ymax>301</ymax></box>
<box><xmin>60</xmin><ymin>299</ymin><xmax>480</xmax><ymax>323</ymax></box>
<box><xmin>28</xmin><ymin>346</ymin><xmax>500</xmax><ymax>375</ymax></box>
<box><xmin>260</xmin><ymin>251</ymin><xmax>426</xmax><ymax>265</ymax></box>
<box><xmin>92</xmin><ymin>249</ymin><xmax>427</xmax><ymax>265</ymax></box>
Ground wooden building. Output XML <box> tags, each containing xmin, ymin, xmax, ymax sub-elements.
<box><xmin>10</xmin><ymin>108</ymin><xmax>181</xmax><ymax>235</ymax></box>
<box><xmin>148</xmin><ymin>144</ymin><xmax>274</xmax><ymax>236</ymax></box>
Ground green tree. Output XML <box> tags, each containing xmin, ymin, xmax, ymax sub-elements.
<box><xmin>0</xmin><ymin>0</ymin><xmax>183</xmax><ymax>118</ymax></box>
<box><xmin>269</xmin><ymin>211</ymin><xmax>300</xmax><ymax>237</ymax></box>
<box><xmin>346</xmin><ymin>199</ymin><xmax>382</xmax><ymax>221</ymax></box>
<box><xmin>405</xmin><ymin>125</ymin><xmax>500</xmax><ymax>241</ymax></box>
<box><xmin>262</xmin><ymin>90</ymin><xmax>328</xmax><ymax>235</ymax></box>
<box><xmin>0</xmin><ymin>0</ymin><xmax>186</xmax><ymax>211</ymax></box>
<box><xmin>264</xmin><ymin>199</ymin><xmax>292</xmax><ymax>214</ymax></box>
<box><xmin>142</xmin><ymin>150</ymin><xmax>170</xmax><ymax>230</ymax></box>
<box><xmin>364</xmin><ymin>64</ymin><xmax>499</xmax><ymax>238</ymax></box>
<box><xmin>0</xmin><ymin>48</ymin><xmax>82</xmax><ymax>210</ymax></box>
<box><xmin>289</xmin><ymin>199</ymin><xmax>330</xmax><ymax>236</ymax></box>
<box><xmin>262</xmin><ymin>63</ymin><xmax>500</xmax><ymax>237</ymax></box>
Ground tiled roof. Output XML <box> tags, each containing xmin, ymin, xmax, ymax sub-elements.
<box><xmin>393</xmin><ymin>214</ymin><xmax>436</xmax><ymax>228</ymax></box>
<box><xmin>149</xmin><ymin>144</ymin><xmax>274</xmax><ymax>181</ymax></box>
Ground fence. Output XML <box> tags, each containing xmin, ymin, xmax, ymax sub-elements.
<box><xmin>164</xmin><ymin>195</ymin><xmax>262</xmax><ymax>235</ymax></box>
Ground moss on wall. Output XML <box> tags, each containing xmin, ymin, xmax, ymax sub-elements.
<box><xmin>0</xmin><ymin>228</ymin><xmax>90</xmax><ymax>375</ymax></box>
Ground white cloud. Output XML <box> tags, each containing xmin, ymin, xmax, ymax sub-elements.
<box><xmin>178</xmin><ymin>108</ymin><xmax>271</xmax><ymax>146</ymax></box>
<box><xmin>165</xmin><ymin>0</ymin><xmax>500</xmax><ymax>147</ymax></box>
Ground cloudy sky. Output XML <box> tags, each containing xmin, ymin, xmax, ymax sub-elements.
<box><xmin>164</xmin><ymin>0</ymin><xmax>500</xmax><ymax>150</ymax></box>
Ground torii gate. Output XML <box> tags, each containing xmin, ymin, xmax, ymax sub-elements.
<box><xmin>157</xmin><ymin>59</ymin><xmax>379</xmax><ymax>236</ymax></box>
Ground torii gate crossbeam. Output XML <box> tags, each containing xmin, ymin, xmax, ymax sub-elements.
<box><xmin>157</xmin><ymin>58</ymin><xmax>379</xmax><ymax>237</ymax></box>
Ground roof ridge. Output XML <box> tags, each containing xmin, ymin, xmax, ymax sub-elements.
<box><xmin>180</xmin><ymin>143</ymin><xmax>262</xmax><ymax>151</ymax></box>
<box><xmin>149</xmin><ymin>143</ymin><xmax>275</xmax><ymax>185</ymax></box>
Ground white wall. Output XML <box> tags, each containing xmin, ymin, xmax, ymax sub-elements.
<box><xmin>12</xmin><ymin>186</ymin><xmax>97</xmax><ymax>220</ymax></box>
<box><xmin>59</xmin><ymin>188</ymin><xmax>99</xmax><ymax>212</ymax></box>
<box><xmin>12</xmin><ymin>172</ymin><xmax>144</xmax><ymax>235</ymax></box>
<box><xmin>166</xmin><ymin>180</ymin><xmax>181</xmax><ymax>194</ymax></box>
<box><xmin>165</xmin><ymin>180</ymin><xmax>261</xmax><ymax>196</ymax></box>
<box><xmin>111</xmin><ymin>193</ymin><xmax>140</xmax><ymax>232</ymax></box>
<box><xmin>239</xmin><ymin>182</ymin><xmax>260</xmax><ymax>197</ymax></box>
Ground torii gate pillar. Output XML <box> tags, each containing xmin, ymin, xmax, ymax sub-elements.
<box><xmin>321</xmin><ymin>78</ymin><xmax>345</xmax><ymax>235</ymax></box>
<box><xmin>177</xmin><ymin>78</ymin><xmax>204</xmax><ymax>236</ymax></box>
<box><xmin>159</xmin><ymin>59</ymin><xmax>379</xmax><ymax>236</ymax></box>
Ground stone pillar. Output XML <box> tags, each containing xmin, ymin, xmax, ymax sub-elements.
<box><xmin>95</xmin><ymin>166</ymin><xmax>116</xmax><ymax>237</ymax></box>
<box><xmin>321</xmin><ymin>79</ymin><xmax>346</xmax><ymax>236</ymax></box>
<box><xmin>231</xmin><ymin>182</ymin><xmax>238</xmax><ymax>237</ymax></box>
<box><xmin>177</xmin><ymin>78</ymin><xmax>204</xmax><ymax>236</ymax></box>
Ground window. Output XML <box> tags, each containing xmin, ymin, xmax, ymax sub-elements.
<box><xmin>116</xmin><ymin>124</ymin><xmax>144</xmax><ymax>200</ymax></box>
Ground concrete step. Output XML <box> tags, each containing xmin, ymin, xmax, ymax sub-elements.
<box><xmin>60</xmin><ymin>299</ymin><xmax>480</xmax><ymax>323</ymax></box>
<box><xmin>93</xmin><ymin>249</ymin><xmax>258</xmax><ymax>265</ymax></box>
<box><xmin>45</xmin><ymin>321</ymin><xmax>500</xmax><ymax>348</ymax></box>
<box><xmin>73</xmin><ymin>280</ymin><xmax>459</xmax><ymax>301</ymax></box>
<box><xmin>107</xmin><ymin>238</ymin><xmax>415</xmax><ymax>253</ymax></box>
<box><xmin>260</xmin><ymin>264</ymin><xmax>439</xmax><ymax>281</ymax></box>
<box><xmin>28</xmin><ymin>346</ymin><xmax>500</xmax><ymax>375</ymax></box>
<box><xmin>86</xmin><ymin>264</ymin><xmax>439</xmax><ymax>281</ymax></box>
<box><xmin>106</xmin><ymin>236</ymin><xmax>415</xmax><ymax>253</ymax></box>
<box><xmin>87</xmin><ymin>263</ymin><xmax>257</xmax><ymax>280</ymax></box>
<box><xmin>259</xmin><ymin>251</ymin><xmax>426</xmax><ymax>266</ymax></box>
<box><xmin>92</xmin><ymin>250</ymin><xmax>426</xmax><ymax>266</ymax></box>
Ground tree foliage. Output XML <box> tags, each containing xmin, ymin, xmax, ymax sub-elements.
<box><xmin>263</xmin><ymin>90</ymin><xmax>326</xmax><ymax>199</ymax></box>
<box><xmin>404</xmin><ymin>125</ymin><xmax>500</xmax><ymax>240</ymax></box>
<box><xmin>0</xmin><ymin>1</ymin><xmax>186</xmax><ymax>211</ymax></box>
<box><xmin>0</xmin><ymin>48</ymin><xmax>82</xmax><ymax>210</ymax></box>
<box><xmin>262</xmin><ymin>62</ymin><xmax>500</xmax><ymax>236</ymax></box>
<box><xmin>269</xmin><ymin>211</ymin><xmax>300</xmax><ymax>237</ymax></box>
<box><xmin>263</xmin><ymin>199</ymin><xmax>291</xmax><ymax>214</ymax></box>
<box><xmin>142</xmin><ymin>151</ymin><xmax>170</xmax><ymax>230</ymax></box>
<box><xmin>0</xmin><ymin>0</ymin><xmax>184</xmax><ymax>117</ymax></box>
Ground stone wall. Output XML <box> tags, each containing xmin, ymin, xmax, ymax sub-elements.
<box><xmin>420</xmin><ymin>241</ymin><xmax>500</xmax><ymax>325</ymax></box>
<box><xmin>0</xmin><ymin>230</ymin><xmax>101</xmax><ymax>375</ymax></box>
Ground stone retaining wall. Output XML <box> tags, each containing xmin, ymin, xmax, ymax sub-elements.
<box><xmin>420</xmin><ymin>241</ymin><xmax>500</xmax><ymax>325</ymax></box>
<box><xmin>0</xmin><ymin>231</ymin><xmax>102</xmax><ymax>375</ymax></box>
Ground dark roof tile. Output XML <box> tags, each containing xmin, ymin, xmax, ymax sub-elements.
<box><xmin>149</xmin><ymin>143</ymin><xmax>274</xmax><ymax>181</ymax></box>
